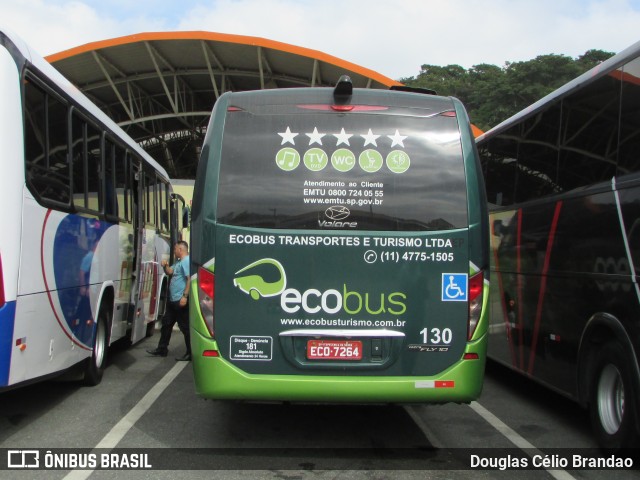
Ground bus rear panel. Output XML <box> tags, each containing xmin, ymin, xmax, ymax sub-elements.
<box><xmin>190</xmin><ymin>83</ymin><xmax>489</xmax><ymax>403</ymax></box>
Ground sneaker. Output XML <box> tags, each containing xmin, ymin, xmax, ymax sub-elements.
<box><xmin>175</xmin><ymin>353</ymin><xmax>192</xmax><ymax>361</ymax></box>
<box><xmin>147</xmin><ymin>348</ymin><xmax>168</xmax><ymax>357</ymax></box>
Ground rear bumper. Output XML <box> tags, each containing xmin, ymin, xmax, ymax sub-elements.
<box><xmin>191</xmin><ymin>328</ymin><xmax>487</xmax><ymax>403</ymax></box>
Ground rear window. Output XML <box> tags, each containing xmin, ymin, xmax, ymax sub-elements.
<box><xmin>216</xmin><ymin>105</ymin><xmax>468</xmax><ymax>231</ymax></box>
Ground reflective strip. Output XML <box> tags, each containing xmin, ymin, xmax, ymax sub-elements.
<box><xmin>415</xmin><ymin>380</ymin><xmax>455</xmax><ymax>389</ymax></box>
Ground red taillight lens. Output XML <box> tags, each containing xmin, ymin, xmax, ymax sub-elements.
<box><xmin>331</xmin><ymin>105</ymin><xmax>354</xmax><ymax>111</ymax></box>
<box><xmin>467</xmin><ymin>272</ymin><xmax>484</xmax><ymax>340</ymax></box>
<box><xmin>297</xmin><ymin>104</ymin><xmax>389</xmax><ymax>112</ymax></box>
<box><xmin>198</xmin><ymin>267</ymin><xmax>215</xmax><ymax>337</ymax></box>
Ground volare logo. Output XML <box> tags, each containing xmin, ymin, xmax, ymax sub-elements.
<box><xmin>325</xmin><ymin>205</ymin><xmax>350</xmax><ymax>221</ymax></box>
<box><xmin>233</xmin><ymin>258</ymin><xmax>406</xmax><ymax>315</ymax></box>
<box><xmin>319</xmin><ymin>205</ymin><xmax>357</xmax><ymax>228</ymax></box>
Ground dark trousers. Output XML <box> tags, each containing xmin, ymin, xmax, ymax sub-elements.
<box><xmin>157</xmin><ymin>300</ymin><xmax>190</xmax><ymax>355</ymax></box>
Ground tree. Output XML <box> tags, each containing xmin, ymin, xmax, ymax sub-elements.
<box><xmin>401</xmin><ymin>64</ymin><xmax>470</xmax><ymax>99</ymax></box>
<box><xmin>577</xmin><ymin>49</ymin><xmax>615</xmax><ymax>69</ymax></box>
<box><xmin>401</xmin><ymin>49</ymin><xmax>615</xmax><ymax>132</ymax></box>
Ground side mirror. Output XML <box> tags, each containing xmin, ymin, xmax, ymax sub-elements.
<box><xmin>160</xmin><ymin>209</ymin><xmax>169</xmax><ymax>230</ymax></box>
<box><xmin>182</xmin><ymin>207</ymin><xmax>190</xmax><ymax>229</ymax></box>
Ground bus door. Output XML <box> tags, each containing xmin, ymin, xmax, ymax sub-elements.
<box><xmin>128</xmin><ymin>160</ymin><xmax>148</xmax><ymax>344</ymax></box>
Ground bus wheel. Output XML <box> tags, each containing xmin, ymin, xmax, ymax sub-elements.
<box><xmin>589</xmin><ymin>341</ymin><xmax>639</xmax><ymax>450</ymax></box>
<box><xmin>83</xmin><ymin>304</ymin><xmax>110</xmax><ymax>386</ymax></box>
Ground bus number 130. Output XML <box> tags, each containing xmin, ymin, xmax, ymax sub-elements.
<box><xmin>420</xmin><ymin>328</ymin><xmax>453</xmax><ymax>345</ymax></box>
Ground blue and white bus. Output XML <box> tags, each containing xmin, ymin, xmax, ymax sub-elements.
<box><xmin>0</xmin><ymin>27</ymin><xmax>186</xmax><ymax>389</ymax></box>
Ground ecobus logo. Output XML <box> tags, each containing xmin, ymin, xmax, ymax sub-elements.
<box><xmin>233</xmin><ymin>258</ymin><xmax>287</xmax><ymax>300</ymax></box>
<box><xmin>233</xmin><ymin>258</ymin><xmax>406</xmax><ymax>315</ymax></box>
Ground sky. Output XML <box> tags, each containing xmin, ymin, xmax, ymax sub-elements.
<box><xmin>2</xmin><ymin>0</ymin><xmax>640</xmax><ymax>80</ymax></box>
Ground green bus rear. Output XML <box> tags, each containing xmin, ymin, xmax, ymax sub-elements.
<box><xmin>190</xmin><ymin>79</ymin><xmax>489</xmax><ymax>403</ymax></box>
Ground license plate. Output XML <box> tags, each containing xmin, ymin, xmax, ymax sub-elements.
<box><xmin>307</xmin><ymin>340</ymin><xmax>363</xmax><ymax>360</ymax></box>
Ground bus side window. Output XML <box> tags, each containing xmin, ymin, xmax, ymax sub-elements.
<box><xmin>617</xmin><ymin>55</ymin><xmax>640</xmax><ymax>176</ymax></box>
<box><xmin>159</xmin><ymin>180</ymin><xmax>170</xmax><ymax>233</ymax></box>
<box><xmin>515</xmin><ymin>107</ymin><xmax>562</xmax><ymax>202</ymax></box>
<box><xmin>104</xmin><ymin>138</ymin><xmax>117</xmax><ymax>218</ymax></box>
<box><xmin>115</xmin><ymin>146</ymin><xmax>129</xmax><ymax>222</ymax></box>
<box><xmin>480</xmin><ymin>141</ymin><xmax>517</xmax><ymax>207</ymax></box>
<box><xmin>71</xmin><ymin>112</ymin><xmax>87</xmax><ymax>210</ymax></box>
<box><xmin>86</xmin><ymin>123</ymin><xmax>102</xmax><ymax>214</ymax></box>
<box><xmin>71</xmin><ymin>113</ymin><xmax>102</xmax><ymax>215</ymax></box>
<box><xmin>145</xmin><ymin>172</ymin><xmax>157</xmax><ymax>228</ymax></box>
<box><xmin>558</xmin><ymin>74</ymin><xmax>620</xmax><ymax>191</ymax></box>
<box><xmin>24</xmin><ymin>76</ymin><xmax>71</xmax><ymax>206</ymax></box>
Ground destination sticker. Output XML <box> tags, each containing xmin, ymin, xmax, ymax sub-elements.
<box><xmin>230</xmin><ymin>336</ymin><xmax>273</xmax><ymax>361</ymax></box>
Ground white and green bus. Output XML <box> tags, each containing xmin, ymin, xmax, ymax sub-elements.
<box><xmin>189</xmin><ymin>77</ymin><xmax>489</xmax><ymax>403</ymax></box>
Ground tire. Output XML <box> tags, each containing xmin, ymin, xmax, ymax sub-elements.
<box><xmin>589</xmin><ymin>341</ymin><xmax>640</xmax><ymax>450</ymax></box>
<box><xmin>83</xmin><ymin>303</ymin><xmax>110</xmax><ymax>386</ymax></box>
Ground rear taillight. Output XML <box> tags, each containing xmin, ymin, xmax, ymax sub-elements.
<box><xmin>467</xmin><ymin>271</ymin><xmax>484</xmax><ymax>340</ymax></box>
<box><xmin>331</xmin><ymin>105</ymin><xmax>354</xmax><ymax>111</ymax></box>
<box><xmin>0</xmin><ymin>254</ymin><xmax>5</xmax><ymax>308</ymax></box>
<box><xmin>297</xmin><ymin>104</ymin><xmax>389</xmax><ymax>112</ymax></box>
<box><xmin>198</xmin><ymin>267</ymin><xmax>215</xmax><ymax>337</ymax></box>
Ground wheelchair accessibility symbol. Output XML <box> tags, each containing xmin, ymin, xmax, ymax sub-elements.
<box><xmin>442</xmin><ymin>273</ymin><xmax>468</xmax><ymax>301</ymax></box>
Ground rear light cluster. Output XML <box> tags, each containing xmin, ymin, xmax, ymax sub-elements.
<box><xmin>198</xmin><ymin>267</ymin><xmax>215</xmax><ymax>337</ymax></box>
<box><xmin>467</xmin><ymin>271</ymin><xmax>484</xmax><ymax>341</ymax></box>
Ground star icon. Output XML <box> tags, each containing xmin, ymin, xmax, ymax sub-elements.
<box><xmin>278</xmin><ymin>126</ymin><xmax>298</xmax><ymax>145</ymax></box>
<box><xmin>334</xmin><ymin>128</ymin><xmax>353</xmax><ymax>146</ymax></box>
<box><xmin>361</xmin><ymin>129</ymin><xmax>380</xmax><ymax>147</ymax></box>
<box><xmin>306</xmin><ymin>127</ymin><xmax>325</xmax><ymax>146</ymax></box>
<box><xmin>388</xmin><ymin>130</ymin><xmax>408</xmax><ymax>148</ymax></box>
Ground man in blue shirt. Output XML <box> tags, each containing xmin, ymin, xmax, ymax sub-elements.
<box><xmin>147</xmin><ymin>240</ymin><xmax>191</xmax><ymax>361</ymax></box>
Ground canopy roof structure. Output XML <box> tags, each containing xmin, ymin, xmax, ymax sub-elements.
<box><xmin>47</xmin><ymin>31</ymin><xmax>401</xmax><ymax>179</ymax></box>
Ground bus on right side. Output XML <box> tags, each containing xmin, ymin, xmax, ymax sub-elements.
<box><xmin>476</xmin><ymin>40</ymin><xmax>640</xmax><ymax>451</ymax></box>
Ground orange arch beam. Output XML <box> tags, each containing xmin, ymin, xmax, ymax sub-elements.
<box><xmin>46</xmin><ymin>30</ymin><xmax>402</xmax><ymax>88</ymax></box>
